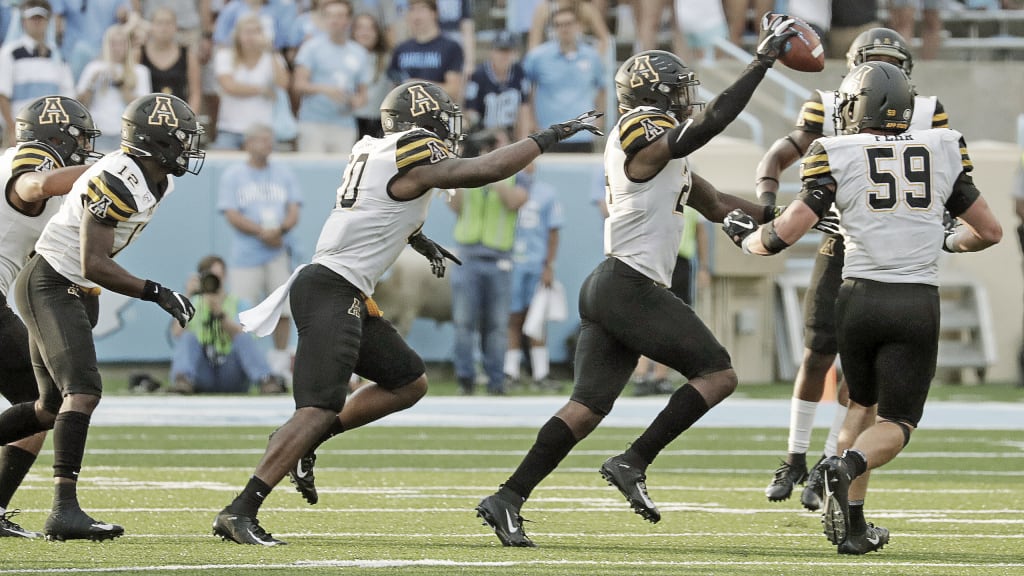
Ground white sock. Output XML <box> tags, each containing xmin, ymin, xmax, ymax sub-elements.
<box><xmin>530</xmin><ymin>346</ymin><xmax>549</xmax><ymax>381</ymax></box>
<box><xmin>824</xmin><ymin>403</ymin><xmax>849</xmax><ymax>457</ymax></box>
<box><xmin>787</xmin><ymin>397</ymin><xmax>818</xmax><ymax>454</ymax></box>
<box><xmin>268</xmin><ymin>349</ymin><xmax>292</xmax><ymax>376</ymax></box>
<box><xmin>504</xmin><ymin>349</ymin><xmax>522</xmax><ymax>379</ymax></box>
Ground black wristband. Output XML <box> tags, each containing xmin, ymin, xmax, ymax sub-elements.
<box><xmin>528</xmin><ymin>128</ymin><xmax>558</xmax><ymax>152</ymax></box>
<box><xmin>141</xmin><ymin>279</ymin><xmax>161</xmax><ymax>302</ymax></box>
<box><xmin>763</xmin><ymin>205</ymin><xmax>776</xmax><ymax>223</ymax></box>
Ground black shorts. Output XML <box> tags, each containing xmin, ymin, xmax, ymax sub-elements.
<box><xmin>571</xmin><ymin>258</ymin><xmax>732</xmax><ymax>415</ymax></box>
<box><xmin>669</xmin><ymin>256</ymin><xmax>694</xmax><ymax>306</ymax></box>
<box><xmin>290</xmin><ymin>264</ymin><xmax>425</xmax><ymax>412</ymax></box>
<box><xmin>836</xmin><ymin>278</ymin><xmax>939</xmax><ymax>427</ymax></box>
<box><xmin>803</xmin><ymin>234</ymin><xmax>845</xmax><ymax>355</ymax></box>
<box><xmin>15</xmin><ymin>255</ymin><xmax>102</xmax><ymax>404</ymax></box>
<box><xmin>0</xmin><ymin>297</ymin><xmax>37</xmax><ymax>404</ymax></box>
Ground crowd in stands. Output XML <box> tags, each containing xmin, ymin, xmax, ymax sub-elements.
<box><xmin>1</xmin><ymin>0</ymin><xmax>1019</xmax><ymax>153</ymax></box>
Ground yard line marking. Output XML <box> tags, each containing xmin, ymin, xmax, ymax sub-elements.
<box><xmin>101</xmin><ymin>531</ymin><xmax>1024</xmax><ymax>539</ymax></box>
<box><xmin>60</xmin><ymin>448</ymin><xmax>1024</xmax><ymax>458</ymax></box>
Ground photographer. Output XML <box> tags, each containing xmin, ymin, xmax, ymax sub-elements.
<box><xmin>168</xmin><ymin>255</ymin><xmax>287</xmax><ymax>394</ymax></box>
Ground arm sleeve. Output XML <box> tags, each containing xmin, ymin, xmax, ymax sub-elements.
<box><xmin>795</xmin><ymin>140</ymin><xmax>837</xmax><ymax>218</ymax></box>
<box><xmin>84</xmin><ymin>171</ymin><xmax>139</xmax><ymax>225</ymax></box>
<box><xmin>944</xmin><ymin>136</ymin><xmax>981</xmax><ymax>217</ymax></box>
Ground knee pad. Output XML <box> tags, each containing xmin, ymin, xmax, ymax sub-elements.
<box><xmin>882</xmin><ymin>418</ymin><xmax>913</xmax><ymax>447</ymax></box>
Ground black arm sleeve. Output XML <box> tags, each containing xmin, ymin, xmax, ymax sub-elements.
<box><xmin>666</xmin><ymin>60</ymin><xmax>770</xmax><ymax>159</ymax></box>
<box><xmin>944</xmin><ymin>170</ymin><xmax>981</xmax><ymax>218</ymax></box>
<box><xmin>795</xmin><ymin>175</ymin><xmax>836</xmax><ymax>219</ymax></box>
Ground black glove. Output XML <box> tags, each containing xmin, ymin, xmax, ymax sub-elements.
<box><xmin>529</xmin><ymin>110</ymin><xmax>604</xmax><ymax>152</ymax></box>
<box><xmin>142</xmin><ymin>279</ymin><xmax>195</xmax><ymax>328</ymax></box>
<box><xmin>813</xmin><ymin>210</ymin><xmax>841</xmax><ymax>235</ymax></box>
<box><xmin>722</xmin><ymin>209</ymin><xmax>759</xmax><ymax>248</ymax></box>
<box><xmin>409</xmin><ymin>231</ymin><xmax>462</xmax><ymax>278</ymax></box>
<box><xmin>942</xmin><ymin>210</ymin><xmax>958</xmax><ymax>253</ymax></box>
<box><xmin>755</xmin><ymin>13</ymin><xmax>798</xmax><ymax>66</ymax></box>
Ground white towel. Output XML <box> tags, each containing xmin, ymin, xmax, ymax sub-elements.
<box><xmin>238</xmin><ymin>264</ymin><xmax>308</xmax><ymax>337</ymax></box>
<box><xmin>523</xmin><ymin>280</ymin><xmax>567</xmax><ymax>340</ymax></box>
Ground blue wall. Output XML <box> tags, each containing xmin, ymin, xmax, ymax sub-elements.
<box><xmin>94</xmin><ymin>154</ymin><xmax>609</xmax><ymax>363</ymax></box>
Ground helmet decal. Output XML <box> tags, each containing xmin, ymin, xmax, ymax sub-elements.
<box><xmin>409</xmin><ymin>85</ymin><xmax>439</xmax><ymax>117</ymax></box>
<box><xmin>38</xmin><ymin>97</ymin><xmax>69</xmax><ymax>125</ymax></box>
<box><xmin>629</xmin><ymin>54</ymin><xmax>659</xmax><ymax>88</ymax></box>
<box><xmin>148</xmin><ymin>96</ymin><xmax>179</xmax><ymax>127</ymax></box>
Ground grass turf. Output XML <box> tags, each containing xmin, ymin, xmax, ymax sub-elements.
<box><xmin>1</xmin><ymin>426</ymin><xmax>1022</xmax><ymax>575</ymax></box>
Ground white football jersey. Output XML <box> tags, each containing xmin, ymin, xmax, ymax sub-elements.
<box><xmin>799</xmin><ymin>90</ymin><xmax>945</xmax><ymax>136</ymax></box>
<box><xmin>604</xmin><ymin>107</ymin><xmax>691</xmax><ymax>287</ymax></box>
<box><xmin>312</xmin><ymin>129</ymin><xmax>451</xmax><ymax>295</ymax></box>
<box><xmin>803</xmin><ymin>128</ymin><xmax>971</xmax><ymax>285</ymax></box>
<box><xmin>36</xmin><ymin>150</ymin><xmax>174</xmax><ymax>288</ymax></box>
<box><xmin>0</xmin><ymin>142</ymin><xmax>65</xmax><ymax>295</ymax></box>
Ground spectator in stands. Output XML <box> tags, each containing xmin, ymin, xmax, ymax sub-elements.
<box><xmin>135</xmin><ymin>0</ymin><xmax>205</xmax><ymax>48</ymax></box>
<box><xmin>528</xmin><ymin>0</ymin><xmax>610</xmax><ymax>56</ymax></box>
<box><xmin>212</xmin><ymin>13</ymin><xmax>290</xmax><ymax>150</ymax></box>
<box><xmin>448</xmin><ymin>129</ymin><xmax>528</xmax><ymax>395</ymax></box>
<box><xmin>213</xmin><ymin>0</ymin><xmax>301</xmax><ymax>63</ymax></box>
<box><xmin>464</xmin><ymin>30</ymin><xmax>529</xmax><ymax>139</ymax></box>
<box><xmin>437</xmin><ymin>0</ymin><xmax>474</xmax><ymax>78</ymax></box>
<box><xmin>293</xmin><ymin>0</ymin><xmax>370</xmax><ymax>154</ymax></box>
<box><xmin>293</xmin><ymin>0</ymin><xmax>327</xmax><ymax>43</ymax></box>
<box><xmin>76</xmin><ymin>24</ymin><xmax>152</xmax><ymax>153</ymax></box>
<box><xmin>505</xmin><ymin>164</ymin><xmax>564</xmax><ymax>390</ymax></box>
<box><xmin>218</xmin><ymin>123</ymin><xmax>302</xmax><ymax>384</ymax></box>
<box><xmin>55</xmin><ymin>0</ymin><xmax>132</xmax><ymax>81</ymax></box>
<box><xmin>353</xmin><ymin>0</ymin><xmax>406</xmax><ymax>45</ymax></box>
<box><xmin>1015</xmin><ymin>150</ymin><xmax>1024</xmax><ymax>387</ymax></box>
<box><xmin>889</xmin><ymin>0</ymin><xmax>943</xmax><ymax>60</ymax></box>
<box><xmin>523</xmin><ymin>7</ymin><xmax>605</xmax><ymax>152</ymax></box>
<box><xmin>387</xmin><ymin>0</ymin><xmax>464</xmax><ymax>102</ymax></box>
<box><xmin>0</xmin><ymin>0</ymin><xmax>74</xmax><ymax>147</ymax></box>
<box><xmin>352</xmin><ymin>12</ymin><xmax>392</xmax><ymax>139</ymax></box>
<box><xmin>827</xmin><ymin>0</ymin><xmax>880</xmax><ymax>59</ymax></box>
<box><xmin>722</xmin><ymin>0</ymin><xmax>773</xmax><ymax>47</ymax></box>
<box><xmin>169</xmin><ymin>255</ymin><xmax>287</xmax><ymax>395</ymax></box>
<box><xmin>507</xmin><ymin>0</ymin><xmax>542</xmax><ymax>39</ymax></box>
<box><xmin>140</xmin><ymin>7</ymin><xmax>203</xmax><ymax>115</ymax></box>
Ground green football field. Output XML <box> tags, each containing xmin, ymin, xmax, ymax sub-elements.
<box><xmin>1</xmin><ymin>425</ymin><xmax>1022</xmax><ymax>575</ymax></box>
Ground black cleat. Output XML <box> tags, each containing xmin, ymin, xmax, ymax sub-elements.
<box><xmin>801</xmin><ymin>456</ymin><xmax>826</xmax><ymax>511</ymax></box>
<box><xmin>288</xmin><ymin>451</ymin><xmax>318</xmax><ymax>505</ymax></box>
<box><xmin>212</xmin><ymin>509</ymin><xmax>286</xmax><ymax>546</ymax></box>
<box><xmin>476</xmin><ymin>492</ymin><xmax>535</xmax><ymax>547</ymax></box>
<box><xmin>821</xmin><ymin>456</ymin><xmax>853</xmax><ymax>546</ymax></box>
<box><xmin>838</xmin><ymin>523</ymin><xmax>889</xmax><ymax>555</ymax></box>
<box><xmin>765</xmin><ymin>459</ymin><xmax>808</xmax><ymax>502</ymax></box>
<box><xmin>44</xmin><ymin>507</ymin><xmax>124</xmax><ymax>542</ymax></box>
<box><xmin>0</xmin><ymin>510</ymin><xmax>41</xmax><ymax>538</ymax></box>
<box><xmin>599</xmin><ymin>455</ymin><xmax>661</xmax><ymax>523</ymax></box>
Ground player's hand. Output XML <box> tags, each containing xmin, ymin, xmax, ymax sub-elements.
<box><xmin>143</xmin><ymin>280</ymin><xmax>196</xmax><ymax>328</ymax></box>
<box><xmin>942</xmin><ymin>210</ymin><xmax>957</xmax><ymax>253</ymax></box>
<box><xmin>813</xmin><ymin>211</ymin><xmax>841</xmax><ymax>235</ymax></box>
<box><xmin>530</xmin><ymin>110</ymin><xmax>604</xmax><ymax>152</ymax></box>
<box><xmin>409</xmin><ymin>231</ymin><xmax>462</xmax><ymax>278</ymax></box>
<box><xmin>756</xmin><ymin>13</ymin><xmax>798</xmax><ymax>66</ymax></box>
<box><xmin>722</xmin><ymin>209</ymin><xmax>759</xmax><ymax>248</ymax></box>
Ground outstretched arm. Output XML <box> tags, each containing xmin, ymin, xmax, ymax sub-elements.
<box><xmin>686</xmin><ymin>172</ymin><xmax>776</xmax><ymax>224</ymax></box>
<box><xmin>755</xmin><ymin>129</ymin><xmax>818</xmax><ymax>206</ymax></box>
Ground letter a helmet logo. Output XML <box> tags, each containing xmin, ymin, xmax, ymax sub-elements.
<box><xmin>408</xmin><ymin>85</ymin><xmax>439</xmax><ymax>117</ymax></box>
<box><xmin>38</xmin><ymin>97</ymin><xmax>69</xmax><ymax>125</ymax></box>
<box><xmin>629</xmin><ymin>54</ymin><xmax>658</xmax><ymax>88</ymax></box>
<box><xmin>148</xmin><ymin>96</ymin><xmax>179</xmax><ymax>127</ymax></box>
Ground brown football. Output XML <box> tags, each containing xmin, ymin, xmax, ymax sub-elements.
<box><xmin>777</xmin><ymin>16</ymin><xmax>825</xmax><ymax>72</ymax></box>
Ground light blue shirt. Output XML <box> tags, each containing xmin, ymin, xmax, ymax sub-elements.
<box><xmin>523</xmin><ymin>41</ymin><xmax>604</xmax><ymax>143</ymax></box>
<box><xmin>217</xmin><ymin>161</ymin><xmax>303</xmax><ymax>268</ymax></box>
<box><xmin>514</xmin><ymin>173</ymin><xmax>563</xmax><ymax>271</ymax></box>
<box><xmin>295</xmin><ymin>35</ymin><xmax>371</xmax><ymax>125</ymax></box>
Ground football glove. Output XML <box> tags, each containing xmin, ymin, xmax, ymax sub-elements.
<box><xmin>941</xmin><ymin>211</ymin><xmax>958</xmax><ymax>253</ymax></box>
<box><xmin>409</xmin><ymin>231</ymin><xmax>462</xmax><ymax>278</ymax></box>
<box><xmin>530</xmin><ymin>110</ymin><xmax>604</xmax><ymax>152</ymax></box>
<box><xmin>722</xmin><ymin>209</ymin><xmax>759</xmax><ymax>248</ymax></box>
<box><xmin>813</xmin><ymin>211</ymin><xmax>841</xmax><ymax>235</ymax></box>
<box><xmin>756</xmin><ymin>13</ymin><xmax>798</xmax><ymax>66</ymax></box>
<box><xmin>142</xmin><ymin>280</ymin><xmax>195</xmax><ymax>328</ymax></box>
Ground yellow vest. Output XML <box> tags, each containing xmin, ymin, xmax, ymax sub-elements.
<box><xmin>453</xmin><ymin>176</ymin><xmax>518</xmax><ymax>251</ymax></box>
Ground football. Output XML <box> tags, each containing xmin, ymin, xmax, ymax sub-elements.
<box><xmin>777</xmin><ymin>15</ymin><xmax>825</xmax><ymax>72</ymax></box>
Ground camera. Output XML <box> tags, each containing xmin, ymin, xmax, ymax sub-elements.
<box><xmin>197</xmin><ymin>270</ymin><xmax>221</xmax><ymax>294</ymax></box>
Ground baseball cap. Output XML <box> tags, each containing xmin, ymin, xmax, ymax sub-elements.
<box><xmin>22</xmin><ymin>5</ymin><xmax>49</xmax><ymax>18</ymax></box>
<box><xmin>493</xmin><ymin>30</ymin><xmax>517</xmax><ymax>50</ymax></box>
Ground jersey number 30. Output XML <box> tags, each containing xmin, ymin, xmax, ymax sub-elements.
<box><xmin>337</xmin><ymin>153</ymin><xmax>369</xmax><ymax>208</ymax></box>
<box><xmin>866</xmin><ymin>145</ymin><xmax>931</xmax><ymax>211</ymax></box>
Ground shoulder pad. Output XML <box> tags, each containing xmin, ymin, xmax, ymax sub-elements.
<box><xmin>85</xmin><ymin>171</ymin><xmax>140</xmax><ymax>225</ymax></box>
<box><xmin>795</xmin><ymin>90</ymin><xmax>829</xmax><ymax>133</ymax></box>
<box><xmin>618</xmin><ymin>109</ymin><xmax>675</xmax><ymax>155</ymax></box>
<box><xmin>396</xmin><ymin>130</ymin><xmax>452</xmax><ymax>171</ymax></box>
<box><xmin>11</xmin><ymin>141</ymin><xmax>65</xmax><ymax>177</ymax></box>
<box><xmin>800</xmin><ymin>139</ymin><xmax>831</xmax><ymax>180</ymax></box>
<box><xmin>932</xmin><ymin>97</ymin><xmax>949</xmax><ymax>128</ymax></box>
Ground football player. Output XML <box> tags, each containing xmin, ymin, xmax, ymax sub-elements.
<box><xmin>0</xmin><ymin>96</ymin><xmax>98</xmax><ymax>538</ymax></box>
<box><xmin>755</xmin><ymin>28</ymin><xmax>952</xmax><ymax>510</ymax></box>
<box><xmin>211</xmin><ymin>80</ymin><xmax>601</xmax><ymax>546</ymax></box>
<box><xmin>723</xmin><ymin>61</ymin><xmax>1001</xmax><ymax>554</ymax></box>
<box><xmin>475</xmin><ymin>14</ymin><xmax>809</xmax><ymax>547</ymax></box>
<box><xmin>7</xmin><ymin>93</ymin><xmax>203</xmax><ymax>541</ymax></box>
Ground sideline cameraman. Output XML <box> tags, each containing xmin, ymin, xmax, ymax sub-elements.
<box><xmin>168</xmin><ymin>255</ymin><xmax>287</xmax><ymax>394</ymax></box>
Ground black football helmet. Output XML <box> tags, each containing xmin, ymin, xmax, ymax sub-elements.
<box><xmin>614</xmin><ymin>50</ymin><xmax>702</xmax><ymax>120</ymax></box>
<box><xmin>837</xmin><ymin>61</ymin><xmax>914</xmax><ymax>135</ymax></box>
<box><xmin>846</xmin><ymin>28</ymin><xmax>913</xmax><ymax>76</ymax></box>
<box><xmin>380</xmin><ymin>81</ymin><xmax>464</xmax><ymax>155</ymax></box>
<box><xmin>121</xmin><ymin>93</ymin><xmax>205</xmax><ymax>176</ymax></box>
<box><xmin>15</xmin><ymin>96</ymin><xmax>102</xmax><ymax>165</ymax></box>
